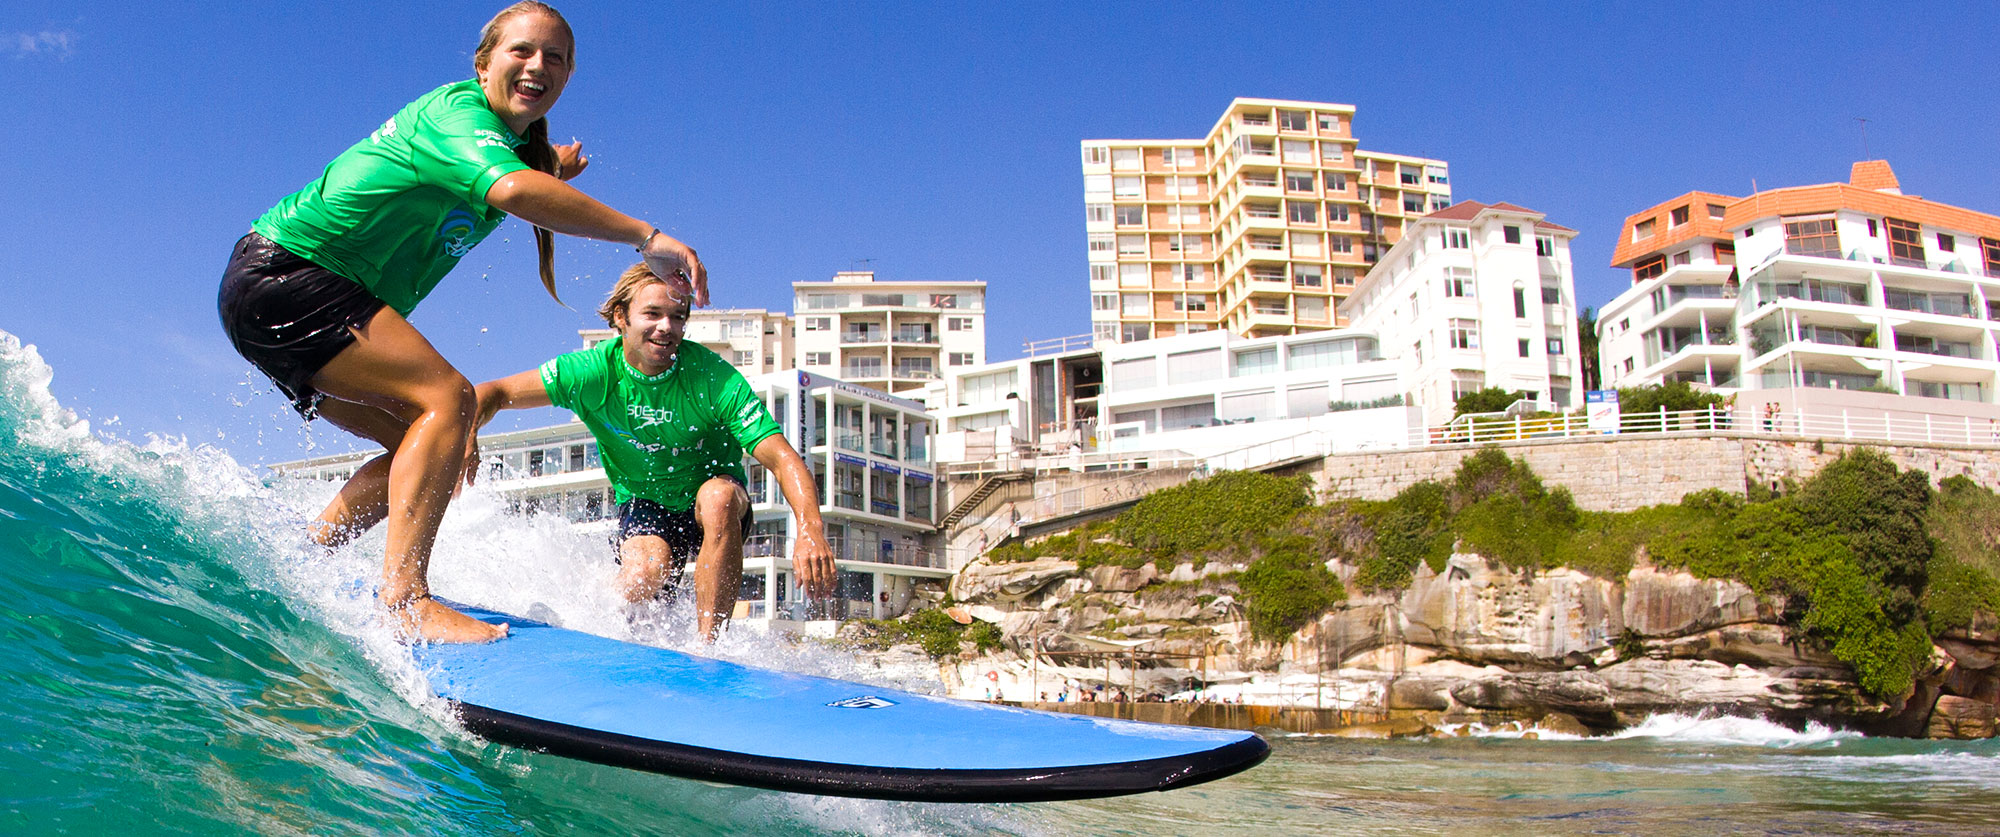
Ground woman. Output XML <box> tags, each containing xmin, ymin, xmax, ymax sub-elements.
<box><xmin>219</xmin><ymin>2</ymin><xmax>701</xmax><ymax>642</ymax></box>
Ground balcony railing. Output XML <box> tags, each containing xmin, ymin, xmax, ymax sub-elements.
<box><xmin>892</xmin><ymin>332</ymin><xmax>940</xmax><ymax>344</ymax></box>
<box><xmin>840</xmin><ymin>366</ymin><xmax>886</xmax><ymax>380</ymax></box>
<box><xmin>840</xmin><ymin>331</ymin><xmax>885</xmax><ymax>344</ymax></box>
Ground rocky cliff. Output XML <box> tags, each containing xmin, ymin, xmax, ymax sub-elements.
<box><xmin>937</xmin><ymin>551</ymin><xmax>2000</xmax><ymax>738</ymax></box>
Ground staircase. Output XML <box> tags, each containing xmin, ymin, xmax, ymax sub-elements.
<box><xmin>939</xmin><ymin>471</ymin><xmax>1028</xmax><ymax>529</ymax></box>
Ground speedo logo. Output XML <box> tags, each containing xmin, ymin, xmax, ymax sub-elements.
<box><xmin>437</xmin><ymin>208</ymin><xmax>481</xmax><ymax>257</ymax></box>
<box><xmin>827</xmin><ymin>696</ymin><xmax>897</xmax><ymax>709</ymax></box>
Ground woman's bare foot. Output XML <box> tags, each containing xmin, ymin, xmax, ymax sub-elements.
<box><xmin>387</xmin><ymin>596</ymin><xmax>509</xmax><ymax>644</ymax></box>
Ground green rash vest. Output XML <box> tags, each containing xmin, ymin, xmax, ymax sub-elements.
<box><xmin>251</xmin><ymin>79</ymin><xmax>530</xmax><ymax>316</ymax></box>
<box><xmin>539</xmin><ymin>338</ymin><xmax>783</xmax><ymax>510</ymax></box>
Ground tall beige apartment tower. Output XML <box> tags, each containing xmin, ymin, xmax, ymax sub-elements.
<box><xmin>1082</xmin><ymin>97</ymin><xmax>1451</xmax><ymax>344</ymax></box>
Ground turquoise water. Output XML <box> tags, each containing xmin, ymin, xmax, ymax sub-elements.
<box><xmin>4</xmin><ymin>328</ymin><xmax>1999</xmax><ymax>835</ymax></box>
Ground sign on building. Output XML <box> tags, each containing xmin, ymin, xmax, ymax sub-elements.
<box><xmin>1585</xmin><ymin>390</ymin><xmax>1620</xmax><ymax>434</ymax></box>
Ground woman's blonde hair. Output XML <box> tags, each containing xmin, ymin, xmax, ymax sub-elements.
<box><xmin>474</xmin><ymin>1</ymin><xmax>573</xmax><ymax>306</ymax></box>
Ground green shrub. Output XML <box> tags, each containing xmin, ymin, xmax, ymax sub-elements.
<box><xmin>849</xmin><ymin>608</ymin><xmax>986</xmax><ymax>660</ymax></box>
<box><xmin>1239</xmin><ymin>533</ymin><xmax>1343</xmax><ymax>641</ymax></box>
<box><xmin>1111</xmin><ymin>470</ymin><xmax>1311</xmax><ymax>558</ymax></box>
<box><xmin>1357</xmin><ymin>481</ymin><xmax>1451</xmax><ymax>589</ymax></box>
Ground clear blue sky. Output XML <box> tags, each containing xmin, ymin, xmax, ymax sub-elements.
<box><xmin>6</xmin><ymin>1</ymin><xmax>1997</xmax><ymax>464</ymax></box>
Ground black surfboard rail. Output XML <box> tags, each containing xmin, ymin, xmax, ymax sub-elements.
<box><xmin>454</xmin><ymin>702</ymin><xmax>1271</xmax><ymax>803</ymax></box>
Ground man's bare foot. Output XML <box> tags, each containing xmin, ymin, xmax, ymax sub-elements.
<box><xmin>387</xmin><ymin>596</ymin><xmax>508</xmax><ymax>644</ymax></box>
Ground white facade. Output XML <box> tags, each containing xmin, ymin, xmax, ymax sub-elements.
<box><xmin>269</xmin><ymin>362</ymin><xmax>949</xmax><ymax>627</ymax></box>
<box><xmin>792</xmin><ymin>271</ymin><xmax>986</xmax><ymax>396</ymax></box>
<box><xmin>1600</xmin><ymin>167</ymin><xmax>2000</xmax><ymax>411</ymax></box>
<box><xmin>1342</xmin><ymin>201</ymin><xmax>1584</xmax><ymax>426</ymax></box>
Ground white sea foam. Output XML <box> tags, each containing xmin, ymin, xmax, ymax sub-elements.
<box><xmin>1606</xmin><ymin>712</ymin><xmax>1859</xmax><ymax>748</ymax></box>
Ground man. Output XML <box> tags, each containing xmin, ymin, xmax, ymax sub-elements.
<box><xmin>473</xmin><ymin>264</ymin><xmax>835</xmax><ymax>638</ymax></box>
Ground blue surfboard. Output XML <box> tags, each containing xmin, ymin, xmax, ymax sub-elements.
<box><xmin>413</xmin><ymin>604</ymin><xmax>1268</xmax><ymax>802</ymax></box>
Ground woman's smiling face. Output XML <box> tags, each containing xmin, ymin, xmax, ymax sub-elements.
<box><xmin>476</xmin><ymin>10</ymin><xmax>572</xmax><ymax>134</ymax></box>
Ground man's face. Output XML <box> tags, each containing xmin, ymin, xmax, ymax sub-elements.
<box><xmin>617</xmin><ymin>280</ymin><xmax>692</xmax><ymax>374</ymax></box>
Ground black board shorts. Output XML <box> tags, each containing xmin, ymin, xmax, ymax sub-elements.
<box><xmin>616</xmin><ymin>482</ymin><xmax>754</xmax><ymax>572</ymax></box>
<box><xmin>217</xmin><ymin>232</ymin><xmax>386</xmax><ymax>419</ymax></box>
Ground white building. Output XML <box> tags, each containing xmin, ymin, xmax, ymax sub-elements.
<box><xmin>793</xmin><ymin>270</ymin><xmax>986</xmax><ymax>396</ymax></box>
<box><xmin>1342</xmin><ymin>200</ymin><xmax>1584</xmax><ymax>426</ymax></box>
<box><xmin>1600</xmin><ymin>162</ymin><xmax>2000</xmax><ymax>418</ymax></box>
<box><xmin>270</xmin><ymin>359</ymin><xmax>949</xmax><ymax>628</ymax></box>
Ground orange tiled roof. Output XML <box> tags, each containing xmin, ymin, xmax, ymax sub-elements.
<box><xmin>1609</xmin><ymin>191</ymin><xmax>1739</xmax><ymax>269</ymax></box>
<box><xmin>1849</xmin><ymin>160</ymin><xmax>1900</xmax><ymax>193</ymax></box>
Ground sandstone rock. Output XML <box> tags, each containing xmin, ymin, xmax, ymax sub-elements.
<box><xmin>1926</xmin><ymin>695</ymin><xmax>1998</xmax><ymax>739</ymax></box>
<box><xmin>1086</xmin><ymin>563</ymin><xmax>1157</xmax><ymax>593</ymax></box>
<box><xmin>1623</xmin><ymin>566</ymin><xmax>1764</xmax><ymax>636</ymax></box>
<box><xmin>1323</xmin><ymin>718</ymin><xmax>1432</xmax><ymax>739</ymax></box>
<box><xmin>1939</xmin><ymin>636</ymin><xmax>1999</xmax><ymax>670</ymax></box>
<box><xmin>952</xmin><ymin>558</ymin><xmax>1077</xmax><ymax>602</ymax></box>
<box><xmin>1654</xmin><ymin>623</ymin><xmax>1840</xmax><ymax>668</ymax></box>
<box><xmin>1400</xmin><ymin>555</ymin><xmax>1620</xmax><ymax>666</ymax></box>
<box><xmin>1536</xmin><ymin>711</ymin><xmax>1593</xmax><ymax>737</ymax></box>
<box><xmin>1451</xmin><ymin>672</ymin><xmax>1614</xmax><ymax>722</ymax></box>
<box><xmin>1387</xmin><ymin>677</ymin><xmax>1454</xmax><ymax>711</ymax></box>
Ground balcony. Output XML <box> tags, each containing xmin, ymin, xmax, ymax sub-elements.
<box><xmin>840</xmin><ymin>366</ymin><xmax>886</xmax><ymax>380</ymax></box>
<box><xmin>891</xmin><ymin>366</ymin><xmax>938</xmax><ymax>381</ymax></box>
<box><xmin>892</xmin><ymin>330</ymin><xmax>939</xmax><ymax>345</ymax></box>
<box><xmin>840</xmin><ymin>330</ymin><xmax>886</xmax><ymax>345</ymax></box>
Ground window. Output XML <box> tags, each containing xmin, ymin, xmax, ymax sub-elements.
<box><xmin>1281</xmin><ymin>140</ymin><xmax>1313</xmax><ymax>164</ymax></box>
<box><xmin>1518</xmin><ymin>338</ymin><xmax>1531</xmax><ymax>358</ymax></box>
<box><xmin>732</xmin><ymin>350</ymin><xmax>755</xmax><ymax>367</ymax></box>
<box><xmin>1092</xmin><ymin>293</ymin><xmax>1114</xmax><ymax>311</ymax></box>
<box><xmin>947</xmin><ymin>316</ymin><xmax>973</xmax><ymax>331</ymax></box>
<box><xmin>1326</xmin><ymin>203</ymin><xmax>1350</xmax><ymax>223</ymax></box>
<box><xmin>1868</xmin><ymin>219</ymin><xmax>1879</xmax><ymax>237</ymax></box>
<box><xmin>1110</xmin><ymin>357</ymin><xmax>1157</xmax><ymax>389</ymax></box>
<box><xmin>1088</xmin><ymin>233</ymin><xmax>1114</xmax><ymax>253</ymax></box>
<box><xmin>1166</xmin><ymin>349</ymin><xmax>1222</xmax><ymax>381</ymax></box>
<box><xmin>948</xmin><ymin>352</ymin><xmax>974</xmax><ymax>365</ymax></box>
<box><xmin>1633</xmin><ymin>254</ymin><xmax>1666</xmax><ymax>281</ymax></box>
<box><xmin>1084</xmin><ymin>174</ymin><xmax>1111</xmax><ymax>195</ymax></box>
<box><xmin>804</xmin><ymin>316</ymin><xmax>831</xmax><ymax>331</ymax></box>
<box><xmin>1542</xmin><ymin>285</ymin><xmax>1562</xmax><ymax>304</ymax></box>
<box><xmin>1111</xmin><ymin>148</ymin><xmax>1140</xmax><ymax>171</ymax></box>
<box><xmin>1317</xmin><ymin>113</ymin><xmax>1341</xmax><ymax>132</ymax></box>
<box><xmin>1329</xmin><ymin>236</ymin><xmax>1353</xmax><ymax>253</ymax></box>
<box><xmin>1117</xmin><ymin>234</ymin><xmax>1145</xmax><ymax>255</ymax></box>
<box><xmin>1400</xmin><ymin>171</ymin><xmax>1421</xmax><ymax>185</ymax></box>
<box><xmin>1290</xmin><ymin>233</ymin><xmax>1321</xmax><ymax>258</ymax></box>
<box><xmin>1633</xmin><ymin>218</ymin><xmax>1656</xmax><ymax>241</ymax></box>
<box><xmin>1251</xmin><ymin>298</ymin><xmax>1289</xmax><ymax>316</ymax></box>
<box><xmin>1444</xmin><ymin>227</ymin><xmax>1470</xmax><ymax>249</ymax></box>
<box><xmin>1114</xmin><ymin>205</ymin><xmax>1144</xmax><ymax>226</ymax></box>
<box><xmin>1546</xmin><ymin>337</ymin><xmax>1566</xmax><ymax>355</ymax></box>
<box><xmin>1233</xmin><ymin>347</ymin><xmax>1278</xmax><ymax>376</ymax></box>
<box><xmin>1162</xmin><ymin>401</ymin><xmax>1216</xmax><ymax>431</ymax></box>
<box><xmin>1714</xmin><ymin>242</ymin><xmax>1736</xmax><ymax>265</ymax></box>
<box><xmin>1093</xmin><ymin>322</ymin><xmax>1118</xmax><ymax>342</ymax></box>
<box><xmin>1165</xmin><ymin>148</ymin><xmax>1197</xmax><ymax>168</ymax></box>
<box><xmin>1287</xmin><ymin>383</ymin><xmax>1330</xmax><ymax>418</ymax></box>
<box><xmin>1325</xmin><ymin>173</ymin><xmax>1346</xmax><ymax>192</ymax></box>
<box><xmin>805</xmin><ymin>351</ymin><xmax>831</xmax><ymax>365</ymax></box>
<box><xmin>1120</xmin><ymin>323</ymin><xmax>1151</xmax><ymax>342</ymax></box>
<box><xmin>1250</xmin><ymin>265</ymin><xmax>1287</xmax><ymax>283</ymax></box>
<box><xmin>1938</xmin><ymin>233</ymin><xmax>1956</xmax><ymax>252</ymax></box>
<box><xmin>1246</xmin><ymin>201</ymin><xmax>1281</xmax><ymax>219</ymax></box>
<box><xmin>1086</xmin><ymin>204</ymin><xmax>1111</xmax><ymax>223</ymax></box>
<box><xmin>1513</xmin><ymin>286</ymin><xmax>1528</xmax><ymax>318</ymax></box>
<box><xmin>1334</xmin><ymin>267</ymin><xmax>1356</xmax><ymax>286</ymax></box>
<box><xmin>1287</xmin><ymin>201</ymin><xmax>1318</xmax><ymax>224</ymax></box>
<box><xmin>1671</xmin><ymin>250</ymin><xmax>1691</xmax><ymax>266</ymax></box>
<box><xmin>1294</xmin><ymin>265</ymin><xmax>1323</xmax><ymax>287</ymax></box>
<box><xmin>1240</xmin><ymin>110</ymin><xmax>1270</xmax><ymax>126</ymax></box>
<box><xmin>1443</xmin><ymin>267</ymin><xmax>1475</xmax><ymax>298</ymax></box>
<box><xmin>1172</xmin><ymin>293</ymin><xmax>1210</xmax><ymax>313</ymax></box>
<box><xmin>1278</xmin><ymin>110</ymin><xmax>1310</xmax><ymax>131</ymax></box>
<box><xmin>1173</xmin><ymin>264</ymin><xmax>1207</xmax><ymax>283</ymax></box>
<box><xmin>1297</xmin><ymin>297</ymin><xmax>1327</xmax><ymax>321</ymax></box>
<box><xmin>1707</xmin><ymin>203</ymin><xmax>1727</xmax><ymax>219</ymax></box>
<box><xmin>1536</xmin><ymin>235</ymin><xmax>1556</xmax><ymax>257</ymax></box>
<box><xmin>1503</xmin><ymin>225</ymin><xmax>1522</xmax><ymax>244</ymax></box>
<box><xmin>1089</xmin><ymin>264</ymin><xmax>1114</xmax><ymax>283</ymax></box>
<box><xmin>1670</xmin><ymin>205</ymin><xmax>1690</xmax><ymax>227</ymax></box>
<box><xmin>1982</xmin><ymin>238</ymin><xmax>2000</xmax><ymax>278</ymax></box>
<box><xmin>1784</xmin><ymin>215</ymin><xmax>1841</xmax><ymax>259</ymax></box>
<box><xmin>1121</xmin><ymin>293</ymin><xmax>1149</xmax><ymax>315</ymax></box>
<box><xmin>1285</xmin><ymin>172</ymin><xmax>1315</xmax><ymax>192</ymax></box>
<box><xmin>1404</xmin><ymin>197</ymin><xmax>1424</xmax><ymax>213</ymax></box>
<box><xmin>1083</xmin><ymin>146</ymin><xmax>1108</xmax><ymax>165</ymax></box>
<box><xmin>1219</xmin><ymin>390</ymin><xmax>1276</xmax><ymax>422</ymax></box>
<box><xmin>1886</xmin><ymin>218</ymin><xmax>1924</xmax><ymax>267</ymax></box>
<box><xmin>1449</xmin><ymin>319</ymin><xmax>1479</xmax><ymax>350</ymax></box>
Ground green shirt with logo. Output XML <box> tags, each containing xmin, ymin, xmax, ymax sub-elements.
<box><xmin>252</xmin><ymin>79</ymin><xmax>530</xmax><ymax>316</ymax></box>
<box><xmin>539</xmin><ymin>338</ymin><xmax>783</xmax><ymax>510</ymax></box>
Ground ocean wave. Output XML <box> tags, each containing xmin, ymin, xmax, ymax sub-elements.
<box><xmin>1604</xmin><ymin>712</ymin><xmax>1860</xmax><ymax>748</ymax></box>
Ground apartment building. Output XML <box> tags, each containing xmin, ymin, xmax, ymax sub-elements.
<box><xmin>270</xmin><ymin>358</ymin><xmax>949</xmax><ymax>625</ymax></box>
<box><xmin>579</xmin><ymin>307</ymin><xmax>792</xmax><ymax>378</ymax></box>
<box><xmin>792</xmin><ymin>271</ymin><xmax>986</xmax><ymax>396</ymax></box>
<box><xmin>1600</xmin><ymin>161</ymin><xmax>2000</xmax><ymax>412</ymax></box>
<box><xmin>1081</xmin><ymin>97</ymin><xmax>1451</xmax><ymax>345</ymax></box>
<box><xmin>1343</xmin><ymin>200</ymin><xmax>1584</xmax><ymax>426</ymax></box>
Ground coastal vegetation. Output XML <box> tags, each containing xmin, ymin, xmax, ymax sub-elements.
<box><xmin>983</xmin><ymin>446</ymin><xmax>2000</xmax><ymax>699</ymax></box>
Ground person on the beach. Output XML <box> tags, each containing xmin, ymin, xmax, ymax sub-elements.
<box><xmin>218</xmin><ymin>2</ymin><xmax>706</xmax><ymax>643</ymax></box>
<box><xmin>472</xmin><ymin>265</ymin><xmax>836</xmax><ymax>639</ymax></box>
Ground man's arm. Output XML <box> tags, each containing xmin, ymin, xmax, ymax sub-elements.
<box><xmin>463</xmin><ymin>369</ymin><xmax>555</xmax><ymax>485</ymax></box>
<box><xmin>750</xmin><ymin>434</ymin><xmax>836</xmax><ymax>600</ymax></box>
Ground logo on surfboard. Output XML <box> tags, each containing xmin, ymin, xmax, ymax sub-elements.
<box><xmin>827</xmin><ymin>695</ymin><xmax>897</xmax><ymax>709</ymax></box>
